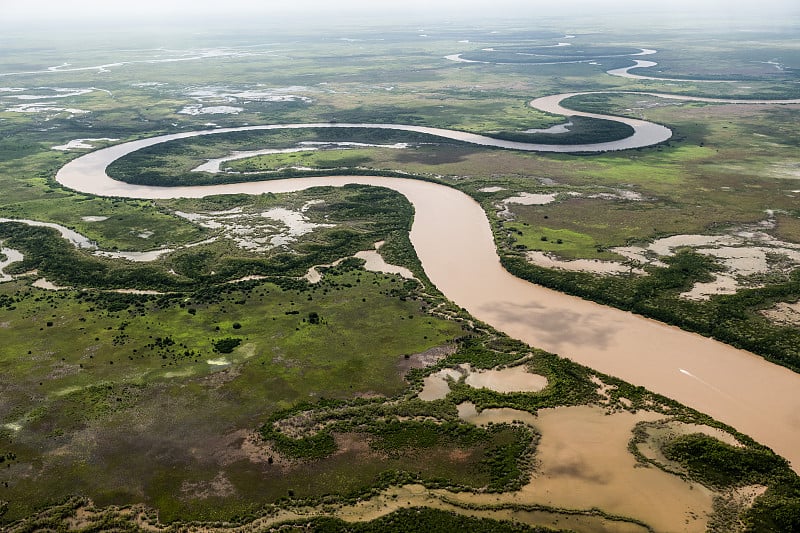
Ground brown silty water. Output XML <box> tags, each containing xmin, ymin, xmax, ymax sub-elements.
<box><xmin>55</xmin><ymin>102</ymin><xmax>800</xmax><ymax>472</ymax></box>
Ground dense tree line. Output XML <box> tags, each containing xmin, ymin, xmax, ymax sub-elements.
<box><xmin>663</xmin><ymin>433</ymin><xmax>800</xmax><ymax>531</ymax></box>
<box><xmin>492</xmin><ymin>116</ymin><xmax>635</xmax><ymax>145</ymax></box>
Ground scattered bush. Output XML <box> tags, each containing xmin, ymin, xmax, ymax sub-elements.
<box><xmin>213</xmin><ymin>337</ymin><xmax>242</xmax><ymax>354</ymax></box>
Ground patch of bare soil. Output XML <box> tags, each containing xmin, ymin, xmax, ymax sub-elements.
<box><xmin>526</xmin><ymin>251</ymin><xmax>645</xmax><ymax>276</ymax></box>
<box><xmin>197</xmin><ymin>363</ymin><xmax>243</xmax><ymax>388</ymax></box>
<box><xmin>218</xmin><ymin>429</ymin><xmax>295</xmax><ymax>470</ymax></box>
<box><xmin>332</xmin><ymin>432</ymin><xmax>378</xmax><ymax>460</ymax></box>
<box><xmin>63</xmin><ymin>501</ymin><xmax>140</xmax><ymax>531</ymax></box>
<box><xmin>396</xmin><ymin>343</ymin><xmax>456</xmax><ymax>375</ymax></box>
<box><xmin>180</xmin><ymin>471</ymin><xmax>236</xmax><ymax>499</ymax></box>
<box><xmin>760</xmin><ymin>301</ymin><xmax>800</xmax><ymax>326</ymax></box>
<box><xmin>707</xmin><ymin>485</ymin><xmax>768</xmax><ymax>533</ymax></box>
<box><xmin>272</xmin><ymin>409</ymin><xmax>324</xmax><ymax>439</ymax></box>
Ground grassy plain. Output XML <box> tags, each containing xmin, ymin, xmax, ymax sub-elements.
<box><xmin>0</xmin><ymin>268</ymin><xmax>466</xmax><ymax>522</ymax></box>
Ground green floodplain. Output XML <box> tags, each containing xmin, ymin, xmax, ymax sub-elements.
<box><xmin>1</xmin><ymin>6</ymin><xmax>800</xmax><ymax>532</ymax></box>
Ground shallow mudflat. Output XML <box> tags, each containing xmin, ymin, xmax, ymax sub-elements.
<box><xmin>323</xmin><ymin>405</ymin><xmax>717</xmax><ymax>532</ymax></box>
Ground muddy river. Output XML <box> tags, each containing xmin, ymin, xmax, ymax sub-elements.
<box><xmin>55</xmin><ymin>93</ymin><xmax>800</xmax><ymax>471</ymax></box>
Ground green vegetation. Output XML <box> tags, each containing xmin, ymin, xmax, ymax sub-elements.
<box><xmin>0</xmin><ymin>267</ymin><xmax>466</xmax><ymax>523</ymax></box>
<box><xmin>0</xmin><ymin>178</ymin><xmax>466</xmax><ymax>524</ymax></box>
<box><xmin>662</xmin><ymin>434</ymin><xmax>800</xmax><ymax>532</ymax></box>
<box><xmin>226</xmin><ymin>148</ymin><xmax>377</xmax><ymax>172</ymax></box>
<box><xmin>0</xmin><ymin>222</ymin><xmax>191</xmax><ymax>291</ymax></box>
<box><xmin>0</xmin><ymin>184</ymin><xmax>422</xmax><ymax>289</ymax></box>
<box><xmin>2</xmin><ymin>14</ymin><xmax>800</xmax><ymax>532</ymax></box>
<box><xmin>460</xmin><ymin>45</ymin><xmax>646</xmax><ymax>64</ymax></box>
<box><xmin>664</xmin><ymin>434</ymin><xmax>788</xmax><ymax>487</ymax></box>
<box><xmin>296</xmin><ymin>507</ymin><xmax>559</xmax><ymax>532</ymax></box>
<box><xmin>500</xmin><ymin>251</ymin><xmax>800</xmax><ymax>372</ymax></box>
<box><xmin>491</xmin><ymin>116</ymin><xmax>635</xmax><ymax>145</ymax></box>
<box><xmin>444</xmin><ymin>348</ymin><xmax>599</xmax><ymax>413</ymax></box>
<box><xmin>505</xmin><ymin>221</ymin><xmax>608</xmax><ymax>260</ymax></box>
<box><xmin>5</xmin><ymin>501</ymin><xmax>562</xmax><ymax>532</ymax></box>
<box><xmin>104</xmin><ymin>117</ymin><xmax>634</xmax><ymax>190</ymax></box>
<box><xmin>260</xmin><ymin>412</ymin><xmax>535</xmax><ymax>493</ymax></box>
<box><xmin>106</xmin><ymin>128</ymin><xmax>464</xmax><ymax>187</ymax></box>
<box><xmin>212</xmin><ymin>337</ymin><xmax>242</xmax><ymax>353</ymax></box>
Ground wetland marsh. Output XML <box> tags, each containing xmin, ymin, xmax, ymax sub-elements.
<box><xmin>2</xmin><ymin>5</ymin><xmax>800</xmax><ymax>532</ymax></box>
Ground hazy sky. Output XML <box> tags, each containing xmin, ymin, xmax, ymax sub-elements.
<box><xmin>3</xmin><ymin>0</ymin><xmax>798</xmax><ymax>24</ymax></box>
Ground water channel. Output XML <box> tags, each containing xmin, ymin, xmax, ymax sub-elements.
<box><xmin>54</xmin><ymin>92</ymin><xmax>800</xmax><ymax>471</ymax></box>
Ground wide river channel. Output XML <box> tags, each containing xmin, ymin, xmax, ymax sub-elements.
<box><xmin>55</xmin><ymin>92</ymin><xmax>800</xmax><ymax>471</ymax></box>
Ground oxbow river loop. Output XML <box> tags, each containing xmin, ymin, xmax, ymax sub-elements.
<box><xmin>55</xmin><ymin>91</ymin><xmax>800</xmax><ymax>471</ymax></box>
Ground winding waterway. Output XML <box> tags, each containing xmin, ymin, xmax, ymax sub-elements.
<box><xmin>55</xmin><ymin>92</ymin><xmax>800</xmax><ymax>471</ymax></box>
<box><xmin>606</xmin><ymin>59</ymin><xmax>736</xmax><ymax>82</ymax></box>
<box><xmin>446</xmin><ymin>44</ymin><xmax>782</xmax><ymax>86</ymax></box>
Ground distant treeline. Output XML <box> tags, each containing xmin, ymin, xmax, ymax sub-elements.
<box><xmin>461</xmin><ymin>45</ymin><xmax>644</xmax><ymax>64</ymax></box>
<box><xmin>491</xmin><ymin>116</ymin><xmax>634</xmax><ymax>145</ymax></box>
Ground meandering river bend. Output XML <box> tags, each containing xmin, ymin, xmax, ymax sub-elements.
<box><xmin>55</xmin><ymin>92</ymin><xmax>800</xmax><ymax>471</ymax></box>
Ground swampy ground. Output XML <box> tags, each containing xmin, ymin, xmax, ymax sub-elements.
<box><xmin>1</xmin><ymin>9</ymin><xmax>800</xmax><ymax>533</ymax></box>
